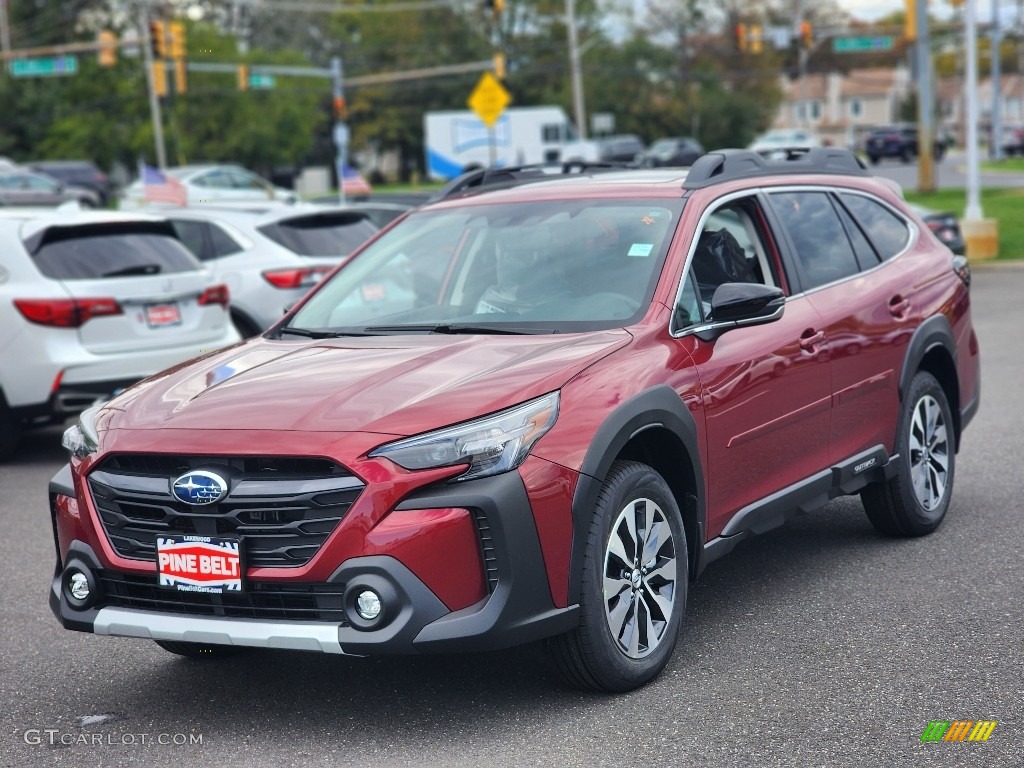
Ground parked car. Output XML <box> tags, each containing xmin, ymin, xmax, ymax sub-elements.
<box><xmin>637</xmin><ymin>137</ymin><xmax>705</xmax><ymax>168</ymax></box>
<box><xmin>0</xmin><ymin>169</ymin><xmax>101</xmax><ymax>208</ymax></box>
<box><xmin>596</xmin><ymin>134</ymin><xmax>646</xmax><ymax>163</ymax></box>
<box><xmin>908</xmin><ymin>204</ymin><xmax>965</xmax><ymax>256</ymax></box>
<box><xmin>748</xmin><ymin>128</ymin><xmax>822</xmax><ymax>155</ymax></box>
<box><xmin>120</xmin><ymin>164</ymin><xmax>296</xmax><ymax>208</ymax></box>
<box><xmin>28</xmin><ymin>161</ymin><xmax>114</xmax><ymax>207</ymax></box>
<box><xmin>307</xmin><ymin>199</ymin><xmax>414</xmax><ymax>228</ymax></box>
<box><xmin>864</xmin><ymin>124</ymin><xmax>946</xmax><ymax>164</ymax></box>
<box><xmin>161</xmin><ymin>204</ymin><xmax>379</xmax><ymax>336</ymax></box>
<box><xmin>0</xmin><ymin>209</ymin><xmax>239</xmax><ymax>461</ymax></box>
<box><xmin>998</xmin><ymin>124</ymin><xmax>1024</xmax><ymax>156</ymax></box>
<box><xmin>48</xmin><ymin>148</ymin><xmax>979</xmax><ymax>693</ymax></box>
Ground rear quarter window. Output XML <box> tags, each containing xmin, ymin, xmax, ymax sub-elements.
<box><xmin>30</xmin><ymin>226</ymin><xmax>201</xmax><ymax>279</ymax></box>
<box><xmin>839</xmin><ymin>193</ymin><xmax>911</xmax><ymax>260</ymax></box>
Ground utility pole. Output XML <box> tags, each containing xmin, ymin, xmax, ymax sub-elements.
<box><xmin>795</xmin><ymin>0</ymin><xmax>808</xmax><ymax>128</ymax></box>
<box><xmin>140</xmin><ymin>5</ymin><xmax>168</xmax><ymax>169</ymax></box>
<box><xmin>961</xmin><ymin>0</ymin><xmax>999</xmax><ymax>260</ymax></box>
<box><xmin>991</xmin><ymin>0</ymin><xmax>1002</xmax><ymax>160</ymax></box>
<box><xmin>332</xmin><ymin>55</ymin><xmax>348</xmax><ymax>205</ymax></box>
<box><xmin>566</xmin><ymin>0</ymin><xmax>586</xmax><ymax>140</ymax></box>
<box><xmin>965</xmin><ymin>0</ymin><xmax>982</xmax><ymax>220</ymax></box>
<box><xmin>0</xmin><ymin>0</ymin><xmax>12</xmax><ymax>72</ymax></box>
<box><xmin>915</xmin><ymin>0</ymin><xmax>936</xmax><ymax>192</ymax></box>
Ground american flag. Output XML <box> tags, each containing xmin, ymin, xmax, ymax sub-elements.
<box><xmin>141</xmin><ymin>163</ymin><xmax>188</xmax><ymax>206</ymax></box>
<box><xmin>340</xmin><ymin>164</ymin><xmax>372</xmax><ymax>197</ymax></box>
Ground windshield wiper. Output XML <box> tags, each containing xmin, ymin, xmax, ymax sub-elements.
<box><xmin>275</xmin><ymin>326</ymin><xmax>373</xmax><ymax>339</ymax></box>
<box><xmin>102</xmin><ymin>264</ymin><xmax>162</xmax><ymax>277</ymax></box>
<box><xmin>363</xmin><ymin>324</ymin><xmax>556</xmax><ymax>335</ymax></box>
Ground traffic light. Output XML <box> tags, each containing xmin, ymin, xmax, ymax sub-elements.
<box><xmin>904</xmin><ymin>0</ymin><xmax>917</xmax><ymax>40</ymax></box>
<box><xmin>493</xmin><ymin>52</ymin><xmax>506</xmax><ymax>79</ymax></box>
<box><xmin>485</xmin><ymin>0</ymin><xmax>505</xmax><ymax>13</ymax></box>
<box><xmin>170</xmin><ymin>22</ymin><xmax>186</xmax><ymax>60</ymax></box>
<box><xmin>151</xmin><ymin>61</ymin><xmax>168</xmax><ymax>97</ymax></box>
<box><xmin>150</xmin><ymin>20</ymin><xmax>167</xmax><ymax>58</ymax></box>
<box><xmin>333</xmin><ymin>95</ymin><xmax>346</xmax><ymax>119</ymax></box>
<box><xmin>174</xmin><ymin>58</ymin><xmax>187</xmax><ymax>94</ymax></box>
<box><xmin>237</xmin><ymin>64</ymin><xmax>249</xmax><ymax>91</ymax></box>
<box><xmin>97</xmin><ymin>30</ymin><xmax>117</xmax><ymax>67</ymax></box>
<box><xmin>800</xmin><ymin>20</ymin><xmax>813</xmax><ymax>48</ymax></box>
<box><xmin>750</xmin><ymin>24</ymin><xmax>763</xmax><ymax>54</ymax></box>
<box><xmin>735</xmin><ymin>23</ymin><xmax>748</xmax><ymax>53</ymax></box>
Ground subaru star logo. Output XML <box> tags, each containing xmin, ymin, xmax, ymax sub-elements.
<box><xmin>171</xmin><ymin>470</ymin><xmax>228</xmax><ymax>505</ymax></box>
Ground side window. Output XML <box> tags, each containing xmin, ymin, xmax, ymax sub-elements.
<box><xmin>676</xmin><ymin>199</ymin><xmax>780</xmax><ymax>331</ymax></box>
<box><xmin>834</xmin><ymin>200</ymin><xmax>881</xmax><ymax>269</ymax></box>
<box><xmin>770</xmin><ymin>191</ymin><xmax>860</xmax><ymax>290</ymax></box>
<box><xmin>170</xmin><ymin>219</ymin><xmax>210</xmax><ymax>260</ymax></box>
<box><xmin>839</xmin><ymin>193</ymin><xmax>911</xmax><ymax>261</ymax></box>
<box><xmin>208</xmin><ymin>223</ymin><xmax>244</xmax><ymax>257</ymax></box>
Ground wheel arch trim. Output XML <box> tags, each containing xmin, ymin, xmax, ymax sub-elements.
<box><xmin>568</xmin><ymin>385</ymin><xmax>704</xmax><ymax>604</ymax></box>
<box><xmin>898</xmin><ymin>314</ymin><xmax>961</xmax><ymax>446</ymax></box>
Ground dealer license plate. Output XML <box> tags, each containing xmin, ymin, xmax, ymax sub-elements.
<box><xmin>146</xmin><ymin>302</ymin><xmax>182</xmax><ymax>328</ymax></box>
<box><xmin>156</xmin><ymin>535</ymin><xmax>242</xmax><ymax>593</ymax></box>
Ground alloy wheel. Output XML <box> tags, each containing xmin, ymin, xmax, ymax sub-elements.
<box><xmin>602</xmin><ymin>497</ymin><xmax>678</xmax><ymax>659</ymax></box>
<box><xmin>909</xmin><ymin>393</ymin><xmax>949</xmax><ymax>511</ymax></box>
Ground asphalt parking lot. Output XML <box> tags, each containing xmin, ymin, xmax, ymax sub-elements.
<box><xmin>1</xmin><ymin>267</ymin><xmax>1021</xmax><ymax>768</ymax></box>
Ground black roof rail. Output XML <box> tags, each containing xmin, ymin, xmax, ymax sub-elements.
<box><xmin>427</xmin><ymin>161</ymin><xmax>634</xmax><ymax>203</ymax></box>
<box><xmin>683</xmin><ymin>147</ymin><xmax>868</xmax><ymax>189</ymax></box>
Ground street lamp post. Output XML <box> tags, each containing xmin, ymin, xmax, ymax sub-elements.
<box><xmin>566</xmin><ymin>0</ymin><xmax>586</xmax><ymax>140</ymax></box>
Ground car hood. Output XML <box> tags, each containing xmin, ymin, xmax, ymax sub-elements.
<box><xmin>103</xmin><ymin>332</ymin><xmax>632</xmax><ymax>436</ymax></box>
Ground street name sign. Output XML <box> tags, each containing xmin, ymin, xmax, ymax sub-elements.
<box><xmin>833</xmin><ymin>36</ymin><xmax>894</xmax><ymax>54</ymax></box>
<box><xmin>11</xmin><ymin>56</ymin><xmax>79</xmax><ymax>78</ymax></box>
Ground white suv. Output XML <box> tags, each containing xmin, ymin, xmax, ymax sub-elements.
<box><xmin>0</xmin><ymin>209</ymin><xmax>240</xmax><ymax>460</ymax></box>
<box><xmin>161</xmin><ymin>205</ymin><xmax>379</xmax><ymax>336</ymax></box>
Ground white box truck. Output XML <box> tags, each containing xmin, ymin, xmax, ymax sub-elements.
<box><xmin>424</xmin><ymin>106</ymin><xmax>600</xmax><ymax>180</ymax></box>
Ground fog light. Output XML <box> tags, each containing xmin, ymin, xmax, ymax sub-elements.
<box><xmin>68</xmin><ymin>571</ymin><xmax>91</xmax><ymax>601</ymax></box>
<box><xmin>355</xmin><ymin>590</ymin><xmax>382</xmax><ymax>621</ymax></box>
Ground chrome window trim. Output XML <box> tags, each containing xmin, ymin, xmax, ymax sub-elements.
<box><xmin>668</xmin><ymin>188</ymin><xmax>771</xmax><ymax>338</ymax></box>
<box><xmin>668</xmin><ymin>183</ymin><xmax>921</xmax><ymax>339</ymax></box>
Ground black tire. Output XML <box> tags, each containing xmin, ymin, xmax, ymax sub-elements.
<box><xmin>900</xmin><ymin>149</ymin><xmax>911</xmax><ymax>164</ymax></box>
<box><xmin>0</xmin><ymin>397</ymin><xmax>21</xmax><ymax>463</ymax></box>
<box><xmin>231</xmin><ymin>312</ymin><xmax>262</xmax><ymax>339</ymax></box>
<box><xmin>154</xmin><ymin>639</ymin><xmax>248</xmax><ymax>658</ymax></box>
<box><xmin>548</xmin><ymin>460</ymin><xmax>687</xmax><ymax>692</ymax></box>
<box><xmin>868</xmin><ymin>155</ymin><xmax>880</xmax><ymax>165</ymax></box>
<box><xmin>861</xmin><ymin>371</ymin><xmax>955</xmax><ymax>537</ymax></box>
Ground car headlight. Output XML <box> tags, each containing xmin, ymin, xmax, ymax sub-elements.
<box><xmin>61</xmin><ymin>404</ymin><xmax>101</xmax><ymax>460</ymax></box>
<box><xmin>370</xmin><ymin>392</ymin><xmax>559</xmax><ymax>482</ymax></box>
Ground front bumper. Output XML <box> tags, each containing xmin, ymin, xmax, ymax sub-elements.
<box><xmin>49</xmin><ymin>466</ymin><xmax>579</xmax><ymax>655</ymax></box>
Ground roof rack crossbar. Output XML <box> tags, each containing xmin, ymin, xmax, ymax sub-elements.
<box><xmin>428</xmin><ymin>161</ymin><xmax>634</xmax><ymax>203</ymax></box>
<box><xmin>683</xmin><ymin>147</ymin><xmax>868</xmax><ymax>189</ymax></box>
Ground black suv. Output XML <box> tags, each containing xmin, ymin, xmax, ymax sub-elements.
<box><xmin>865</xmin><ymin>125</ymin><xmax>945</xmax><ymax>165</ymax></box>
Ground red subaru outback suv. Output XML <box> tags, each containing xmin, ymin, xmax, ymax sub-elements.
<box><xmin>49</xmin><ymin>149</ymin><xmax>979</xmax><ymax>691</ymax></box>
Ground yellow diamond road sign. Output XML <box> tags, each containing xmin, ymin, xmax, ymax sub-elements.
<box><xmin>468</xmin><ymin>72</ymin><xmax>511</xmax><ymax>128</ymax></box>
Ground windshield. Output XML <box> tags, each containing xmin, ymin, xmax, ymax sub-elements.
<box><xmin>285</xmin><ymin>199</ymin><xmax>682</xmax><ymax>334</ymax></box>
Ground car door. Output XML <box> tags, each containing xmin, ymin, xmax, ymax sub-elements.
<box><xmin>25</xmin><ymin>173</ymin><xmax>64</xmax><ymax>205</ymax></box>
<box><xmin>672</xmin><ymin>193</ymin><xmax>832</xmax><ymax>539</ymax></box>
<box><xmin>766</xmin><ymin>188</ymin><xmax>911</xmax><ymax>465</ymax></box>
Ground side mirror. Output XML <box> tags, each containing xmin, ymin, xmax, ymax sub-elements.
<box><xmin>695</xmin><ymin>282</ymin><xmax>785</xmax><ymax>341</ymax></box>
<box><xmin>711</xmin><ymin>282</ymin><xmax>785</xmax><ymax>323</ymax></box>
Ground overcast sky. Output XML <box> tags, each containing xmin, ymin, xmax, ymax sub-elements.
<box><xmin>839</xmin><ymin>0</ymin><xmax>1009</xmax><ymax>23</ymax></box>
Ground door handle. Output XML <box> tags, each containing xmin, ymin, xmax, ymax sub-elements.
<box><xmin>889</xmin><ymin>295</ymin><xmax>911</xmax><ymax>318</ymax></box>
<box><xmin>799</xmin><ymin>329</ymin><xmax>825</xmax><ymax>351</ymax></box>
